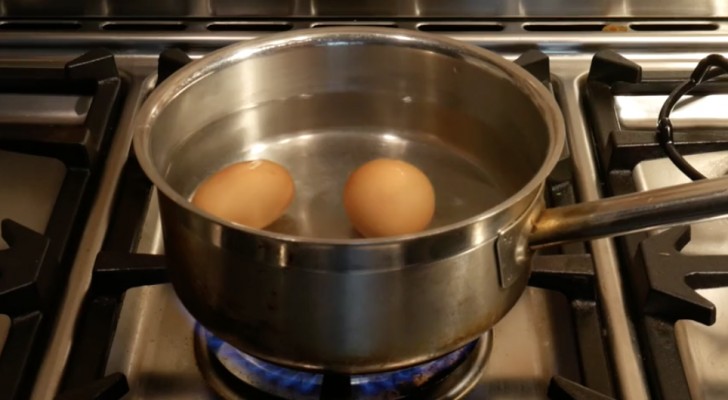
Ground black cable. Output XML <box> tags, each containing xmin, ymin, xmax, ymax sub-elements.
<box><xmin>656</xmin><ymin>54</ymin><xmax>728</xmax><ymax>181</ymax></box>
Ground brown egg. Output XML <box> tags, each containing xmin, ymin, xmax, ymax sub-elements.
<box><xmin>343</xmin><ymin>158</ymin><xmax>435</xmax><ymax>238</ymax></box>
<box><xmin>192</xmin><ymin>160</ymin><xmax>294</xmax><ymax>229</ymax></box>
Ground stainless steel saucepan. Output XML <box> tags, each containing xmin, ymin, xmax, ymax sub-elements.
<box><xmin>132</xmin><ymin>27</ymin><xmax>728</xmax><ymax>373</ymax></box>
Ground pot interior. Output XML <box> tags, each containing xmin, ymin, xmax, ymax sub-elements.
<box><xmin>150</xmin><ymin>36</ymin><xmax>554</xmax><ymax>239</ymax></box>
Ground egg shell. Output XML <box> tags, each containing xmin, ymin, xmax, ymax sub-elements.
<box><xmin>343</xmin><ymin>158</ymin><xmax>435</xmax><ymax>238</ymax></box>
<box><xmin>192</xmin><ymin>160</ymin><xmax>294</xmax><ymax>229</ymax></box>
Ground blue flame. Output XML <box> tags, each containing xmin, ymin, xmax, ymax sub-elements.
<box><xmin>207</xmin><ymin>332</ymin><xmax>321</xmax><ymax>399</ymax></box>
<box><xmin>205</xmin><ymin>329</ymin><xmax>475</xmax><ymax>399</ymax></box>
<box><xmin>350</xmin><ymin>341</ymin><xmax>475</xmax><ymax>398</ymax></box>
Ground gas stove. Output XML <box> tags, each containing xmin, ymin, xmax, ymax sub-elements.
<box><xmin>1</xmin><ymin>8</ymin><xmax>728</xmax><ymax>400</ymax></box>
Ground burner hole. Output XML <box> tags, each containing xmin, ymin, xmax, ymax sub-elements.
<box><xmin>417</xmin><ymin>23</ymin><xmax>504</xmax><ymax>32</ymax></box>
<box><xmin>629</xmin><ymin>23</ymin><xmax>719</xmax><ymax>31</ymax></box>
<box><xmin>311</xmin><ymin>22</ymin><xmax>397</xmax><ymax>28</ymax></box>
<box><xmin>0</xmin><ymin>21</ymin><xmax>81</xmax><ymax>31</ymax></box>
<box><xmin>206</xmin><ymin>22</ymin><xmax>292</xmax><ymax>32</ymax></box>
<box><xmin>101</xmin><ymin>22</ymin><xmax>187</xmax><ymax>32</ymax></box>
<box><xmin>523</xmin><ymin>23</ymin><xmax>606</xmax><ymax>32</ymax></box>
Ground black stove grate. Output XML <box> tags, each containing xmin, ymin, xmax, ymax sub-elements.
<box><xmin>0</xmin><ymin>49</ymin><xmax>124</xmax><ymax>400</ymax></box>
<box><xmin>57</xmin><ymin>50</ymin><xmax>186</xmax><ymax>393</ymax></box>
<box><xmin>584</xmin><ymin>49</ymin><xmax>728</xmax><ymax>400</ymax></box>
<box><xmin>55</xmin><ymin>373</ymin><xmax>128</xmax><ymax>400</ymax></box>
<box><xmin>0</xmin><ymin>48</ymin><xmax>121</xmax><ymax>168</ymax></box>
<box><xmin>585</xmin><ymin>50</ymin><xmax>728</xmax><ymax>175</ymax></box>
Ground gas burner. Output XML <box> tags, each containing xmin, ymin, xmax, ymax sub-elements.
<box><xmin>194</xmin><ymin>325</ymin><xmax>491</xmax><ymax>400</ymax></box>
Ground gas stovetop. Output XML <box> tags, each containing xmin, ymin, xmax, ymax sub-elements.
<box><xmin>1</xmin><ymin>26</ymin><xmax>728</xmax><ymax>400</ymax></box>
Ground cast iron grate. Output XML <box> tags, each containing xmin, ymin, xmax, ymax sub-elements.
<box><xmin>57</xmin><ymin>49</ymin><xmax>189</xmax><ymax>395</ymax></box>
<box><xmin>0</xmin><ymin>49</ymin><xmax>124</xmax><ymax>400</ymax></box>
<box><xmin>584</xmin><ymin>49</ymin><xmax>728</xmax><ymax>400</ymax></box>
<box><xmin>585</xmin><ymin>50</ymin><xmax>728</xmax><ymax>175</ymax></box>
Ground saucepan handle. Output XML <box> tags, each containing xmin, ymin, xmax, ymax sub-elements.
<box><xmin>528</xmin><ymin>175</ymin><xmax>728</xmax><ymax>249</ymax></box>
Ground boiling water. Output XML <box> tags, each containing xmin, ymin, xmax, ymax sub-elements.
<box><xmin>165</xmin><ymin>92</ymin><xmax>528</xmax><ymax>239</ymax></box>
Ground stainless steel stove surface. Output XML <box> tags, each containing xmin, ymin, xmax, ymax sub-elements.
<box><xmin>0</xmin><ymin>150</ymin><xmax>65</xmax><ymax>250</ymax></box>
<box><xmin>626</xmin><ymin>80</ymin><xmax>728</xmax><ymax>400</ymax></box>
<box><xmin>0</xmin><ymin>12</ymin><xmax>725</xmax><ymax>400</ymax></box>
<box><xmin>0</xmin><ymin>82</ymin><xmax>92</xmax><ymax>252</ymax></box>
<box><xmin>582</xmin><ymin>50</ymin><xmax>728</xmax><ymax>400</ymax></box>
<box><xmin>635</xmin><ymin>152</ymin><xmax>728</xmax><ymax>400</ymax></box>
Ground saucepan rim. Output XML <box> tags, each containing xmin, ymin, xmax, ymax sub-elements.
<box><xmin>132</xmin><ymin>26</ymin><xmax>566</xmax><ymax>246</ymax></box>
